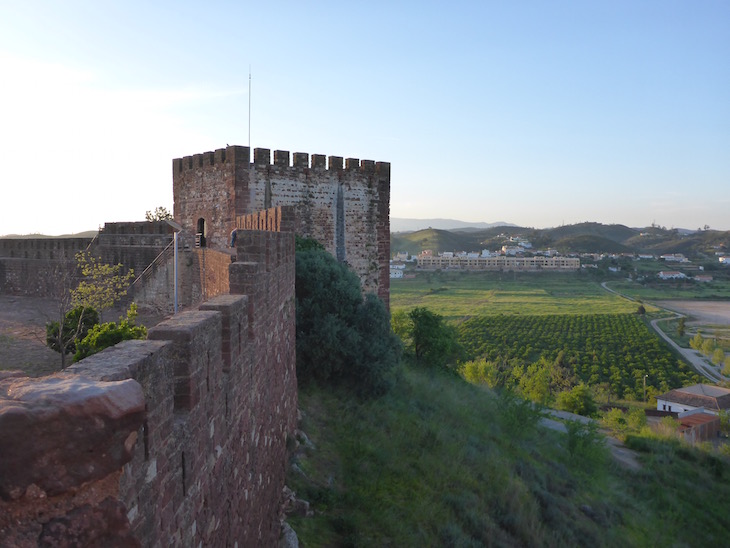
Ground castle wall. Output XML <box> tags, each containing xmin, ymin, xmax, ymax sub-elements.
<box><xmin>0</xmin><ymin>223</ymin><xmax>173</xmax><ymax>299</ymax></box>
<box><xmin>0</xmin><ymin>207</ymin><xmax>297</xmax><ymax>546</ymax></box>
<box><xmin>0</xmin><ymin>239</ymin><xmax>90</xmax><ymax>295</ymax></box>
<box><xmin>173</xmin><ymin>145</ymin><xmax>391</xmax><ymax>306</ymax></box>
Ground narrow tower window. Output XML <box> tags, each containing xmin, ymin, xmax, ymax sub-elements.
<box><xmin>196</xmin><ymin>218</ymin><xmax>206</xmax><ymax>248</ymax></box>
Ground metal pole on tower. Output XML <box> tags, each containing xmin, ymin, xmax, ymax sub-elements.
<box><xmin>248</xmin><ymin>66</ymin><xmax>251</xmax><ymax>148</ymax></box>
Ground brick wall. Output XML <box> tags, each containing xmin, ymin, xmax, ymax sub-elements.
<box><xmin>0</xmin><ymin>207</ymin><xmax>297</xmax><ymax>546</ymax></box>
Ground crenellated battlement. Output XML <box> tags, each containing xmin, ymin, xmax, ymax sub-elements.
<box><xmin>173</xmin><ymin>144</ymin><xmax>389</xmax><ymax>174</ymax></box>
<box><xmin>236</xmin><ymin>206</ymin><xmax>295</xmax><ymax>233</ymax></box>
<box><xmin>173</xmin><ymin>145</ymin><xmax>251</xmax><ymax>173</ymax></box>
<box><xmin>173</xmin><ymin>143</ymin><xmax>390</xmax><ymax>306</ymax></box>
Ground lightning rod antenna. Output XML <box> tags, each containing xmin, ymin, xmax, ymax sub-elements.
<box><xmin>248</xmin><ymin>66</ymin><xmax>251</xmax><ymax>148</ymax></box>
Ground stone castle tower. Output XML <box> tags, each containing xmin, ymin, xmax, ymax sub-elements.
<box><xmin>172</xmin><ymin>145</ymin><xmax>390</xmax><ymax>305</ymax></box>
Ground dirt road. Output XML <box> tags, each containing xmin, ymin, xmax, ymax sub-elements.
<box><xmin>654</xmin><ymin>300</ymin><xmax>730</xmax><ymax>326</ymax></box>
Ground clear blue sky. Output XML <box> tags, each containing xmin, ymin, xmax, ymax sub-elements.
<box><xmin>1</xmin><ymin>1</ymin><xmax>728</xmax><ymax>235</ymax></box>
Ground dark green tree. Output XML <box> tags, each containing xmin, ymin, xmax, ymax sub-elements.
<box><xmin>677</xmin><ymin>317</ymin><xmax>686</xmax><ymax>337</ymax></box>
<box><xmin>556</xmin><ymin>384</ymin><xmax>598</xmax><ymax>417</ymax></box>
<box><xmin>295</xmin><ymin>242</ymin><xmax>400</xmax><ymax>397</ymax></box>
<box><xmin>398</xmin><ymin>307</ymin><xmax>462</xmax><ymax>369</ymax></box>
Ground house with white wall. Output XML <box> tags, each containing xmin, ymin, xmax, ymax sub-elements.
<box><xmin>389</xmin><ymin>268</ymin><xmax>404</xmax><ymax>279</ymax></box>
<box><xmin>656</xmin><ymin>384</ymin><xmax>730</xmax><ymax>415</ymax></box>
<box><xmin>658</xmin><ymin>271</ymin><xmax>687</xmax><ymax>280</ymax></box>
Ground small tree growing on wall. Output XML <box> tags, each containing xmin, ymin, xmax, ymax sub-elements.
<box><xmin>145</xmin><ymin>206</ymin><xmax>173</xmax><ymax>222</ymax></box>
<box><xmin>71</xmin><ymin>251</ymin><xmax>135</xmax><ymax>321</ymax></box>
<box><xmin>42</xmin><ymin>260</ymin><xmax>90</xmax><ymax>369</ymax></box>
<box><xmin>45</xmin><ymin>252</ymin><xmax>136</xmax><ymax>368</ymax></box>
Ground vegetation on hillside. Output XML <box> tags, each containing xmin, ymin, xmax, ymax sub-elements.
<box><xmin>391</xmin><ymin>307</ymin><xmax>462</xmax><ymax>369</ymax></box>
<box><xmin>391</xmin><ymin>222</ymin><xmax>730</xmax><ymax>257</ymax></box>
<box><xmin>288</xmin><ymin>366</ymin><xmax>730</xmax><ymax>546</ymax></box>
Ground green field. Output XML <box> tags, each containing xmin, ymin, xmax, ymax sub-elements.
<box><xmin>391</xmin><ymin>271</ymin><xmax>649</xmax><ymax>319</ymax></box>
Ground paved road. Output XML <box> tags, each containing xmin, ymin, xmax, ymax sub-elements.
<box><xmin>600</xmin><ymin>281</ymin><xmax>724</xmax><ymax>383</ymax></box>
<box><xmin>650</xmin><ymin>316</ymin><xmax>722</xmax><ymax>382</ymax></box>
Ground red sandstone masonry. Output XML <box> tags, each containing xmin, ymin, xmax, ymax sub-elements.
<box><xmin>174</xmin><ymin>144</ymin><xmax>390</xmax><ymax>307</ymax></box>
<box><xmin>0</xmin><ymin>207</ymin><xmax>297</xmax><ymax>546</ymax></box>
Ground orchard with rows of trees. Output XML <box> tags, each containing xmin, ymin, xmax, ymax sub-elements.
<box><xmin>458</xmin><ymin>313</ymin><xmax>701</xmax><ymax>401</ymax></box>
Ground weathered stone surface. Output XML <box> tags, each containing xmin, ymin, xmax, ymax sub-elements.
<box><xmin>0</xmin><ymin>375</ymin><xmax>145</xmax><ymax>500</ymax></box>
<box><xmin>38</xmin><ymin>497</ymin><xmax>140</xmax><ymax>548</ymax></box>
<box><xmin>0</xmin><ymin>370</ymin><xmax>25</xmax><ymax>381</ymax></box>
<box><xmin>279</xmin><ymin>521</ymin><xmax>299</xmax><ymax>548</ymax></box>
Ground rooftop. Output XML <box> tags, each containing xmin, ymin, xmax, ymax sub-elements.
<box><xmin>659</xmin><ymin>384</ymin><xmax>730</xmax><ymax>411</ymax></box>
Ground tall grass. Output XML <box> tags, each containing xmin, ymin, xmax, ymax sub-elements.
<box><xmin>290</xmin><ymin>367</ymin><xmax>624</xmax><ymax>546</ymax></box>
<box><xmin>288</xmin><ymin>365</ymin><xmax>730</xmax><ymax>546</ymax></box>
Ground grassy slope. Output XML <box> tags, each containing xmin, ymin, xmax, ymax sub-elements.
<box><xmin>288</xmin><ymin>367</ymin><xmax>730</xmax><ymax>546</ymax></box>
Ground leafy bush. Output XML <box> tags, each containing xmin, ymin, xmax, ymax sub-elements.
<box><xmin>46</xmin><ymin>306</ymin><xmax>99</xmax><ymax>358</ymax></box>
<box><xmin>556</xmin><ymin>384</ymin><xmax>597</xmax><ymax>417</ymax></box>
<box><xmin>295</xmin><ymin>244</ymin><xmax>400</xmax><ymax>397</ymax></box>
<box><xmin>73</xmin><ymin>304</ymin><xmax>146</xmax><ymax>361</ymax></box>
<box><xmin>564</xmin><ymin>421</ymin><xmax>608</xmax><ymax>470</ymax></box>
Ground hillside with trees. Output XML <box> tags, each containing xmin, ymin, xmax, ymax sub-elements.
<box><xmin>392</xmin><ymin>222</ymin><xmax>730</xmax><ymax>258</ymax></box>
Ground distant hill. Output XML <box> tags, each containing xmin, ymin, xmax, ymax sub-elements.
<box><xmin>391</xmin><ymin>218</ymin><xmax>516</xmax><ymax>233</ymax></box>
<box><xmin>0</xmin><ymin>231</ymin><xmax>98</xmax><ymax>239</ymax></box>
<box><xmin>553</xmin><ymin>235</ymin><xmax>631</xmax><ymax>254</ymax></box>
<box><xmin>391</xmin><ymin>221</ymin><xmax>730</xmax><ymax>258</ymax></box>
<box><xmin>544</xmin><ymin>222</ymin><xmax>637</xmax><ymax>244</ymax></box>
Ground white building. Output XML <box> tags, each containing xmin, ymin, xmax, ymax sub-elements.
<box><xmin>501</xmin><ymin>246</ymin><xmax>522</xmax><ymax>256</ymax></box>
<box><xmin>657</xmin><ymin>271</ymin><xmax>687</xmax><ymax>280</ymax></box>
<box><xmin>416</xmin><ymin>253</ymin><xmax>580</xmax><ymax>271</ymax></box>
<box><xmin>660</xmin><ymin>253</ymin><xmax>689</xmax><ymax>263</ymax></box>
<box><xmin>656</xmin><ymin>384</ymin><xmax>730</xmax><ymax>415</ymax></box>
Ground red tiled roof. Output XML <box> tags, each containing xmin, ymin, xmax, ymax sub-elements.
<box><xmin>659</xmin><ymin>384</ymin><xmax>730</xmax><ymax>411</ymax></box>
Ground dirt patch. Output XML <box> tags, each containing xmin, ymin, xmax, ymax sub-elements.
<box><xmin>654</xmin><ymin>300</ymin><xmax>730</xmax><ymax>326</ymax></box>
<box><xmin>0</xmin><ymin>295</ymin><xmax>166</xmax><ymax>377</ymax></box>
